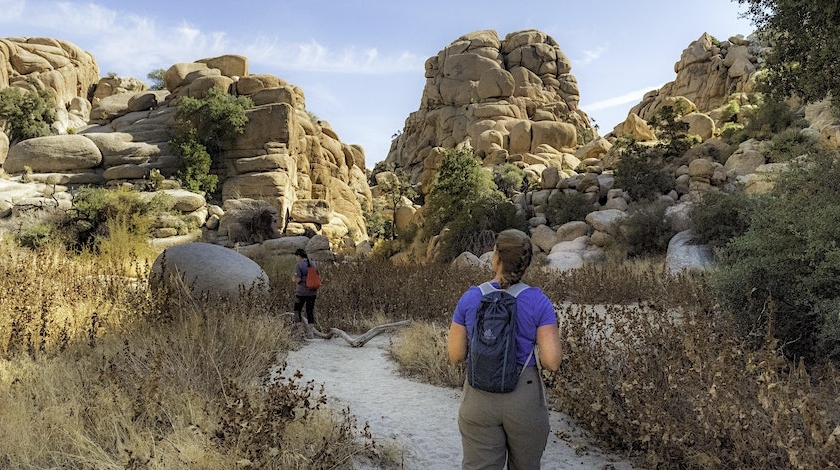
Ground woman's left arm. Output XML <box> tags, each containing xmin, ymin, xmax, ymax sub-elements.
<box><xmin>536</xmin><ymin>323</ymin><xmax>562</xmax><ymax>371</ymax></box>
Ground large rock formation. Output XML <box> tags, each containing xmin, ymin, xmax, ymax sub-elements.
<box><xmin>613</xmin><ymin>33</ymin><xmax>763</xmax><ymax>138</ymax></box>
<box><xmin>0</xmin><ymin>37</ymin><xmax>100</xmax><ymax>108</ymax></box>
<box><xmin>1</xmin><ymin>37</ymin><xmax>373</xmax><ymax>251</ymax></box>
<box><xmin>385</xmin><ymin>29</ymin><xmax>594</xmax><ymax>192</ymax></box>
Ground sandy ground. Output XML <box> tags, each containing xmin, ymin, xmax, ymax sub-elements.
<box><xmin>280</xmin><ymin>334</ymin><xmax>636</xmax><ymax>470</ymax></box>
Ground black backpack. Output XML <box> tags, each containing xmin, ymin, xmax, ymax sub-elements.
<box><xmin>467</xmin><ymin>282</ymin><xmax>531</xmax><ymax>393</ymax></box>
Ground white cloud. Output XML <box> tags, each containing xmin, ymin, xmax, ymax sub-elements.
<box><xmin>246</xmin><ymin>39</ymin><xmax>423</xmax><ymax>74</ymax></box>
<box><xmin>575</xmin><ymin>45</ymin><xmax>607</xmax><ymax>66</ymax></box>
<box><xmin>1</xmin><ymin>1</ymin><xmax>423</xmax><ymax>79</ymax></box>
<box><xmin>581</xmin><ymin>83</ymin><xmax>666</xmax><ymax>112</ymax></box>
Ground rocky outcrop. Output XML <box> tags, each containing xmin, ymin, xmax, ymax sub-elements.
<box><xmin>385</xmin><ymin>29</ymin><xmax>594</xmax><ymax>192</ymax></box>
<box><xmin>1</xmin><ymin>37</ymin><xmax>373</xmax><ymax>252</ymax></box>
<box><xmin>615</xmin><ymin>33</ymin><xmax>763</xmax><ymax>137</ymax></box>
<box><xmin>0</xmin><ymin>37</ymin><xmax>99</xmax><ymax>108</ymax></box>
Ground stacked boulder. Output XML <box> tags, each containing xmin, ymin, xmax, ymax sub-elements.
<box><xmin>385</xmin><ymin>29</ymin><xmax>595</xmax><ymax>194</ymax></box>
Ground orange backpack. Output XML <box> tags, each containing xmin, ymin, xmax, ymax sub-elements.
<box><xmin>305</xmin><ymin>260</ymin><xmax>322</xmax><ymax>290</ymax></box>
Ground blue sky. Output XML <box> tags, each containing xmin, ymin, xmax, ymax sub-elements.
<box><xmin>1</xmin><ymin>0</ymin><xmax>755</xmax><ymax>166</ymax></box>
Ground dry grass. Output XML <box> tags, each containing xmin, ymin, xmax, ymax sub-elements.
<box><xmin>389</xmin><ymin>322</ymin><xmax>464</xmax><ymax>388</ymax></box>
<box><xmin>4</xmin><ymin>236</ymin><xmax>839</xmax><ymax>469</ymax></box>
<box><xmin>373</xmin><ymin>259</ymin><xmax>840</xmax><ymax>470</ymax></box>
<box><xmin>0</xmin><ymin>239</ymin><xmax>379</xmax><ymax>469</ymax></box>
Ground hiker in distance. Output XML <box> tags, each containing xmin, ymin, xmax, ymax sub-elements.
<box><xmin>447</xmin><ymin>229</ymin><xmax>562</xmax><ymax>469</ymax></box>
<box><xmin>293</xmin><ymin>248</ymin><xmax>321</xmax><ymax>339</ymax></box>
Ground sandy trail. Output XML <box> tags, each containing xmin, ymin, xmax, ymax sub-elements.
<box><xmin>280</xmin><ymin>334</ymin><xmax>636</xmax><ymax>470</ymax></box>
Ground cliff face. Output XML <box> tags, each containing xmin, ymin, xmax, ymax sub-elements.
<box><xmin>385</xmin><ymin>29</ymin><xmax>594</xmax><ymax>193</ymax></box>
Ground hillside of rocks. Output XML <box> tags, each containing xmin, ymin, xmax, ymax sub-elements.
<box><xmin>380</xmin><ymin>30</ymin><xmax>840</xmax><ymax>271</ymax></box>
<box><xmin>0</xmin><ymin>37</ymin><xmax>372</xmax><ymax>258</ymax></box>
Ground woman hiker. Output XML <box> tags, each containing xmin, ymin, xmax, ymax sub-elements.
<box><xmin>293</xmin><ymin>248</ymin><xmax>319</xmax><ymax>339</ymax></box>
<box><xmin>447</xmin><ymin>229</ymin><xmax>562</xmax><ymax>469</ymax></box>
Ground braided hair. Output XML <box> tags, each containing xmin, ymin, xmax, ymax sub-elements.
<box><xmin>494</xmin><ymin>229</ymin><xmax>532</xmax><ymax>289</ymax></box>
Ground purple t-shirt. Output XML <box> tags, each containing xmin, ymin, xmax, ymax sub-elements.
<box><xmin>294</xmin><ymin>259</ymin><xmax>318</xmax><ymax>296</ymax></box>
<box><xmin>453</xmin><ymin>282</ymin><xmax>556</xmax><ymax>367</ymax></box>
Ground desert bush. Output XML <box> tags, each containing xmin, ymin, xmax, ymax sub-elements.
<box><xmin>492</xmin><ymin>163</ymin><xmax>526</xmax><ymax>197</ymax></box>
<box><xmin>314</xmin><ymin>260</ymin><xmax>487</xmax><ymax>332</ymax></box>
<box><xmin>724</xmin><ymin>97</ymin><xmax>807</xmax><ymax>144</ymax></box>
<box><xmin>614</xmin><ymin>142</ymin><xmax>674</xmax><ymax>201</ymax></box>
<box><xmin>614</xmin><ymin>200</ymin><xmax>677</xmax><ymax>258</ymax></box>
<box><xmin>421</xmin><ymin>146</ymin><xmax>526</xmax><ymax>261</ymax></box>
<box><xmin>553</xmin><ymin>301</ymin><xmax>840</xmax><ymax>469</ymax></box>
<box><xmin>438</xmin><ymin>195</ymin><xmax>527</xmax><ymax>260</ymax></box>
<box><xmin>0</xmin><ymin>84</ymin><xmax>56</xmax><ymax>143</ymax></box>
<box><xmin>544</xmin><ymin>190</ymin><xmax>595</xmax><ymax>226</ymax></box>
<box><xmin>0</xmin><ymin>239</ymin><xmax>379</xmax><ymax>468</ymax></box>
<box><xmin>390</xmin><ymin>322</ymin><xmax>465</xmax><ymax>388</ymax></box>
<box><xmin>422</xmin><ymin>146</ymin><xmax>500</xmax><ymax>237</ymax></box>
<box><xmin>691</xmin><ymin>190</ymin><xmax>758</xmax><ymax>249</ymax></box>
<box><xmin>766</xmin><ymin>127</ymin><xmax>819</xmax><ymax>163</ymax></box>
<box><xmin>711</xmin><ymin>151</ymin><xmax>840</xmax><ymax>363</ymax></box>
<box><xmin>62</xmin><ymin>186</ymin><xmax>170</xmax><ymax>270</ymax></box>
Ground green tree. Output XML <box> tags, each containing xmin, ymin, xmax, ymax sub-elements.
<box><xmin>423</xmin><ymin>147</ymin><xmax>526</xmax><ymax>260</ymax></box>
<box><xmin>423</xmin><ymin>147</ymin><xmax>498</xmax><ymax>236</ymax></box>
<box><xmin>147</xmin><ymin>68</ymin><xmax>167</xmax><ymax>91</ymax></box>
<box><xmin>0</xmin><ymin>86</ymin><xmax>56</xmax><ymax>144</ymax></box>
<box><xmin>711</xmin><ymin>150</ymin><xmax>840</xmax><ymax>362</ymax></box>
<box><xmin>737</xmin><ymin>0</ymin><xmax>840</xmax><ymax>107</ymax></box>
<box><xmin>613</xmin><ymin>143</ymin><xmax>674</xmax><ymax>201</ymax></box>
<box><xmin>170</xmin><ymin>87</ymin><xmax>252</xmax><ymax>193</ymax></box>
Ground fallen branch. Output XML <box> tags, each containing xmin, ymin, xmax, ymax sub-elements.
<box><xmin>319</xmin><ymin>320</ymin><xmax>412</xmax><ymax>347</ymax></box>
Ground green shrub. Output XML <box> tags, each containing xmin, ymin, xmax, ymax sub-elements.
<box><xmin>171</xmin><ymin>130</ymin><xmax>217</xmax><ymax>193</ymax></box>
<box><xmin>0</xmin><ymin>85</ymin><xmax>56</xmax><ymax>144</ymax></box>
<box><xmin>438</xmin><ymin>195</ymin><xmax>527</xmax><ymax>260</ymax></box>
<box><xmin>615</xmin><ymin>200</ymin><xmax>677</xmax><ymax>258</ymax></box>
<box><xmin>16</xmin><ymin>222</ymin><xmax>54</xmax><ymax>249</ymax></box>
<box><xmin>614</xmin><ymin>146</ymin><xmax>674</xmax><ymax>201</ymax></box>
<box><xmin>766</xmin><ymin>127</ymin><xmax>818</xmax><ymax>163</ymax></box>
<box><xmin>711</xmin><ymin>150</ymin><xmax>840</xmax><ymax>362</ymax></box>
<box><xmin>691</xmin><ymin>190</ymin><xmax>758</xmax><ymax>249</ymax></box>
<box><xmin>423</xmin><ymin>147</ymin><xmax>499</xmax><ymax>237</ymax></box>
<box><xmin>171</xmin><ymin>87</ymin><xmax>252</xmax><ymax>194</ymax></box>
<box><xmin>492</xmin><ymin>163</ymin><xmax>525</xmax><ymax>197</ymax></box>
<box><xmin>719</xmin><ymin>97</ymin><xmax>741</xmax><ymax>123</ymax></box>
<box><xmin>545</xmin><ymin>190</ymin><xmax>595</xmax><ymax>226</ymax></box>
<box><xmin>724</xmin><ymin>97</ymin><xmax>807</xmax><ymax>144</ymax></box>
<box><xmin>66</xmin><ymin>186</ymin><xmax>171</xmax><ymax>252</ymax></box>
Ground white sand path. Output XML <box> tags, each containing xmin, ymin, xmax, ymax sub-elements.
<box><xmin>281</xmin><ymin>335</ymin><xmax>636</xmax><ymax>470</ymax></box>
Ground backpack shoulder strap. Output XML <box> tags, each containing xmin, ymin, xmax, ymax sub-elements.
<box><xmin>505</xmin><ymin>282</ymin><xmax>530</xmax><ymax>298</ymax></box>
<box><xmin>477</xmin><ymin>282</ymin><xmax>498</xmax><ymax>296</ymax></box>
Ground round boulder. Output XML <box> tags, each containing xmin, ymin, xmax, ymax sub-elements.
<box><xmin>150</xmin><ymin>242</ymin><xmax>269</xmax><ymax>298</ymax></box>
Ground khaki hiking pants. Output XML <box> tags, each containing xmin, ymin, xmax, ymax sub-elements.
<box><xmin>458</xmin><ymin>367</ymin><xmax>549</xmax><ymax>469</ymax></box>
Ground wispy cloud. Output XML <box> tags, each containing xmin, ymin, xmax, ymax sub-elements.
<box><xmin>581</xmin><ymin>83</ymin><xmax>667</xmax><ymax>112</ymax></box>
<box><xmin>244</xmin><ymin>39</ymin><xmax>424</xmax><ymax>75</ymax></box>
<box><xmin>1</xmin><ymin>1</ymin><xmax>424</xmax><ymax>78</ymax></box>
<box><xmin>575</xmin><ymin>45</ymin><xmax>607</xmax><ymax>66</ymax></box>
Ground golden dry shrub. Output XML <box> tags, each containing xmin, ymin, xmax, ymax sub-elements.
<box><xmin>389</xmin><ymin>321</ymin><xmax>465</xmax><ymax>388</ymax></box>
